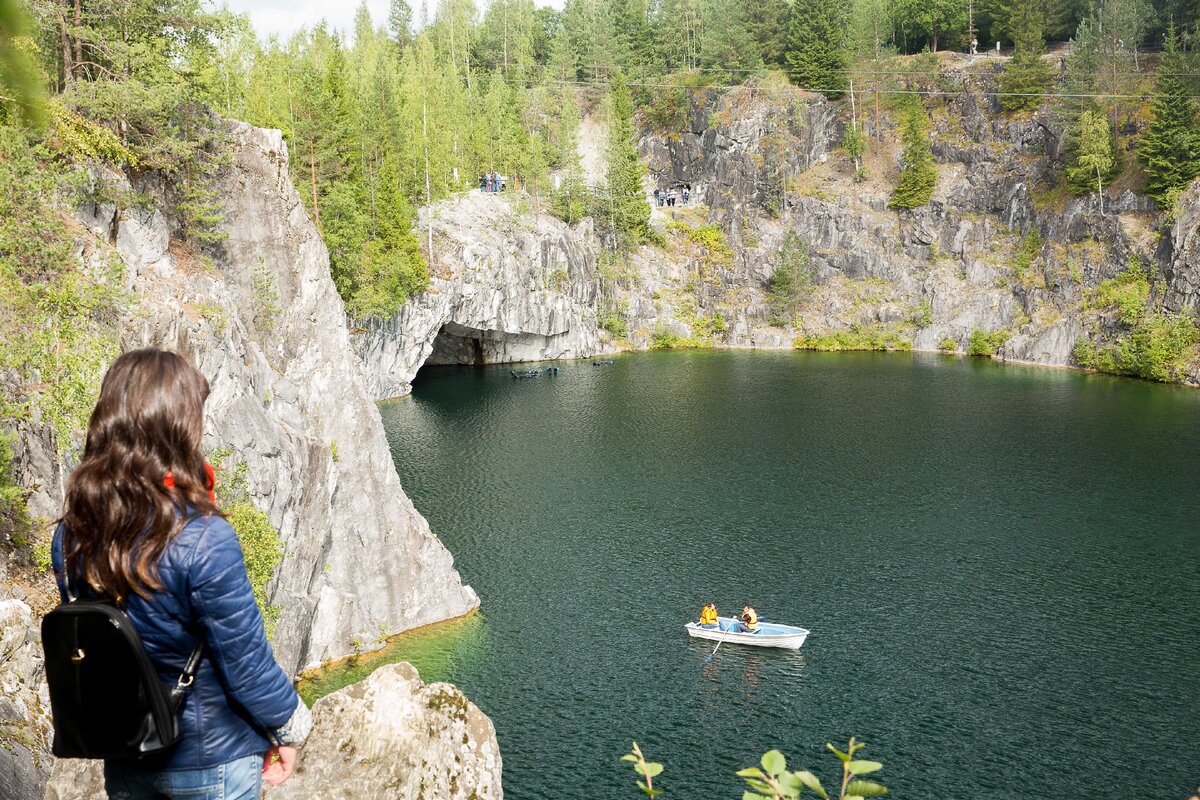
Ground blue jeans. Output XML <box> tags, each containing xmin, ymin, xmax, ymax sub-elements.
<box><xmin>105</xmin><ymin>754</ymin><xmax>262</xmax><ymax>800</ymax></box>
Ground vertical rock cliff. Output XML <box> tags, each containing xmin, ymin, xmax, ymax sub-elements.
<box><xmin>13</xmin><ymin>122</ymin><xmax>479</xmax><ymax>676</ymax></box>
<box><xmin>354</xmin><ymin>192</ymin><xmax>604</xmax><ymax>399</ymax></box>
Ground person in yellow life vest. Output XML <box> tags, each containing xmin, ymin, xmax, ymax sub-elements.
<box><xmin>699</xmin><ymin>602</ymin><xmax>718</xmax><ymax>627</ymax></box>
<box><xmin>736</xmin><ymin>605</ymin><xmax>758</xmax><ymax>633</ymax></box>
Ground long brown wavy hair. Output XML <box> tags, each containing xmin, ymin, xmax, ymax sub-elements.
<box><xmin>61</xmin><ymin>349</ymin><xmax>219</xmax><ymax>604</ymax></box>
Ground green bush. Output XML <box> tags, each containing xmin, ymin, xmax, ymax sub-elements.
<box><xmin>209</xmin><ymin>451</ymin><xmax>284</xmax><ymax>637</ymax></box>
<box><xmin>599</xmin><ymin>312</ymin><xmax>629</xmax><ymax>339</ymax></box>
<box><xmin>912</xmin><ymin>298</ymin><xmax>933</xmax><ymax>328</ymax></box>
<box><xmin>0</xmin><ymin>125</ymin><xmax>127</xmax><ymax>453</ymax></box>
<box><xmin>1073</xmin><ymin>254</ymin><xmax>1200</xmax><ymax>382</ymax></box>
<box><xmin>650</xmin><ymin>324</ymin><xmax>708</xmax><ymax>350</ymax></box>
<box><xmin>794</xmin><ymin>324</ymin><xmax>911</xmax><ymax>352</ymax></box>
<box><xmin>966</xmin><ymin>329</ymin><xmax>1010</xmax><ymax>357</ymax></box>
<box><xmin>1082</xmin><ymin>258</ymin><xmax>1150</xmax><ymax>324</ymax></box>
<box><xmin>0</xmin><ymin>432</ymin><xmax>32</xmax><ymax>551</ymax></box>
<box><xmin>686</xmin><ymin>225</ymin><xmax>733</xmax><ymax>269</ymax></box>
<box><xmin>938</xmin><ymin>337</ymin><xmax>958</xmax><ymax>352</ymax></box>
<box><xmin>1012</xmin><ymin>229</ymin><xmax>1041</xmax><ymax>281</ymax></box>
<box><xmin>1075</xmin><ymin>312</ymin><xmax>1200</xmax><ymax>382</ymax></box>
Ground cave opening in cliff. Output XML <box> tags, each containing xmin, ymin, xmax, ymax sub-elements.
<box><xmin>413</xmin><ymin>323</ymin><xmax>489</xmax><ymax>385</ymax></box>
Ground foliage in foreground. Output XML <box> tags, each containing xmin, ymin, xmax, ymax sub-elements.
<box><xmin>623</xmin><ymin>737</ymin><xmax>887</xmax><ymax>799</ymax></box>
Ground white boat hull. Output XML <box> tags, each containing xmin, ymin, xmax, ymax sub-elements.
<box><xmin>685</xmin><ymin>617</ymin><xmax>809</xmax><ymax>650</ymax></box>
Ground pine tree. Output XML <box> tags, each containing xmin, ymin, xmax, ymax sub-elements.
<box><xmin>785</xmin><ymin>0</ymin><xmax>849</xmax><ymax>98</ymax></box>
<box><xmin>389</xmin><ymin>0</ymin><xmax>414</xmax><ymax>49</ymax></box>
<box><xmin>1138</xmin><ymin>25</ymin><xmax>1200</xmax><ymax>204</ymax></box>
<box><xmin>1070</xmin><ymin>109</ymin><xmax>1114</xmax><ymax>211</ymax></box>
<box><xmin>766</xmin><ymin>231</ymin><xmax>815</xmax><ymax>326</ymax></box>
<box><xmin>699</xmin><ymin>0</ymin><xmax>762</xmax><ymax>77</ymax></box>
<box><xmin>888</xmin><ymin>99</ymin><xmax>937</xmax><ymax>209</ymax></box>
<box><xmin>740</xmin><ymin>0</ymin><xmax>789</xmax><ymax>70</ymax></box>
<box><xmin>998</xmin><ymin>2</ymin><xmax>1053</xmax><ymax>112</ymax></box>
<box><xmin>651</xmin><ymin>0</ymin><xmax>705</xmax><ymax>71</ymax></box>
<box><xmin>602</xmin><ymin>71</ymin><xmax>650</xmax><ymax>246</ymax></box>
<box><xmin>608</xmin><ymin>0</ymin><xmax>654</xmax><ymax>74</ymax></box>
<box><xmin>551</xmin><ymin>85</ymin><xmax>589</xmax><ymax>223</ymax></box>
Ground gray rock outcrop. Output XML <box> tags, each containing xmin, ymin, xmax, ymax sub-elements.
<box><xmin>1166</xmin><ymin>180</ymin><xmax>1200</xmax><ymax>314</ymax></box>
<box><xmin>0</xmin><ymin>600</ymin><xmax>51</xmax><ymax>800</ymax></box>
<box><xmin>266</xmin><ymin>663</ymin><xmax>502</xmax><ymax>800</ymax></box>
<box><xmin>13</xmin><ymin>122</ymin><xmax>479</xmax><ymax>677</ymax></box>
<box><xmin>632</xmin><ymin>76</ymin><xmax>1199</xmax><ymax>376</ymax></box>
<box><xmin>43</xmin><ymin>663</ymin><xmax>502</xmax><ymax>800</ymax></box>
<box><xmin>354</xmin><ymin>191</ymin><xmax>604</xmax><ymax>399</ymax></box>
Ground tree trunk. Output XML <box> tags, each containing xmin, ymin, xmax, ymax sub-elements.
<box><xmin>423</xmin><ymin>92</ymin><xmax>433</xmax><ymax>259</ymax></box>
<box><xmin>59</xmin><ymin>10</ymin><xmax>73</xmax><ymax>87</ymax></box>
<box><xmin>309</xmin><ymin>136</ymin><xmax>321</xmax><ymax>232</ymax></box>
<box><xmin>850</xmin><ymin>80</ymin><xmax>860</xmax><ymax>172</ymax></box>
<box><xmin>72</xmin><ymin>0</ymin><xmax>83</xmax><ymax>77</ymax></box>
<box><xmin>1096</xmin><ymin>168</ymin><xmax>1104</xmax><ymax>214</ymax></box>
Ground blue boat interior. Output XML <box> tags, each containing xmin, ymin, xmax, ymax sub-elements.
<box><xmin>707</xmin><ymin>616</ymin><xmax>808</xmax><ymax>636</ymax></box>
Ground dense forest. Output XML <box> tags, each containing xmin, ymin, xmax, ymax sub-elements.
<box><xmin>1</xmin><ymin>0</ymin><xmax>1199</xmax><ymax>318</ymax></box>
<box><xmin>0</xmin><ymin>0</ymin><xmax>1198</xmax><ymax>445</ymax></box>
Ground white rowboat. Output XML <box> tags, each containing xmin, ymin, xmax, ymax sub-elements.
<box><xmin>685</xmin><ymin>616</ymin><xmax>809</xmax><ymax>650</ymax></box>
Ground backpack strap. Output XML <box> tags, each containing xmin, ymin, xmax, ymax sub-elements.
<box><xmin>168</xmin><ymin>640</ymin><xmax>205</xmax><ymax>710</ymax></box>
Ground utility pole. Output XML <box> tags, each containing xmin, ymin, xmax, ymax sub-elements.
<box><xmin>968</xmin><ymin>0</ymin><xmax>975</xmax><ymax>54</ymax></box>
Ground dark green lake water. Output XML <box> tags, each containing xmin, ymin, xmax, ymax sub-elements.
<box><xmin>370</xmin><ymin>351</ymin><xmax>1199</xmax><ymax>800</ymax></box>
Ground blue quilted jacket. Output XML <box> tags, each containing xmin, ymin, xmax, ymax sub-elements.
<box><xmin>52</xmin><ymin>514</ymin><xmax>300</xmax><ymax>770</ymax></box>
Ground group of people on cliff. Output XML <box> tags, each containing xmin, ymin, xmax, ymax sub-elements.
<box><xmin>654</xmin><ymin>185</ymin><xmax>691</xmax><ymax>207</ymax></box>
<box><xmin>699</xmin><ymin>602</ymin><xmax>758</xmax><ymax>632</ymax></box>
<box><xmin>480</xmin><ymin>171</ymin><xmax>513</xmax><ymax>193</ymax></box>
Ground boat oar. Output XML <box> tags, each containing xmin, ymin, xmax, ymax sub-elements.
<box><xmin>704</xmin><ymin>622</ymin><xmax>734</xmax><ymax>664</ymax></box>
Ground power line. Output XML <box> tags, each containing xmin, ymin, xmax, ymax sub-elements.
<box><xmin>468</xmin><ymin>58</ymin><xmax>1200</xmax><ymax>80</ymax></box>
<box><xmin>258</xmin><ymin>64</ymin><xmax>1200</xmax><ymax>100</ymax></box>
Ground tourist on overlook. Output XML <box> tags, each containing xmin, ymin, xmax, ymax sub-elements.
<box><xmin>51</xmin><ymin>349</ymin><xmax>310</xmax><ymax>800</ymax></box>
<box><xmin>683</xmin><ymin>184</ymin><xmax>691</xmax><ymax>204</ymax></box>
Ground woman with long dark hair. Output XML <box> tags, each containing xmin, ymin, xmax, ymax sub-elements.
<box><xmin>51</xmin><ymin>349</ymin><xmax>310</xmax><ymax>800</ymax></box>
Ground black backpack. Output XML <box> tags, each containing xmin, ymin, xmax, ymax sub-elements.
<box><xmin>41</xmin><ymin>593</ymin><xmax>203</xmax><ymax>760</ymax></box>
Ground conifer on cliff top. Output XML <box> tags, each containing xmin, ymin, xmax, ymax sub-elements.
<box><xmin>1139</xmin><ymin>25</ymin><xmax>1200</xmax><ymax>206</ymax></box>
<box><xmin>784</xmin><ymin>0</ymin><xmax>848</xmax><ymax>99</ymax></box>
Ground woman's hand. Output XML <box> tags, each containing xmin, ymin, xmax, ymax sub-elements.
<box><xmin>262</xmin><ymin>745</ymin><xmax>298</xmax><ymax>786</ymax></box>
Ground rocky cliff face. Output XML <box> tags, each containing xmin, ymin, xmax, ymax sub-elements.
<box><xmin>1166</xmin><ymin>180</ymin><xmax>1200</xmax><ymax>314</ymax></box>
<box><xmin>0</xmin><ymin>599</ymin><xmax>51</xmax><ymax>799</ymax></box>
<box><xmin>354</xmin><ymin>192</ymin><xmax>604</xmax><ymax>399</ymax></box>
<box><xmin>10</xmin><ymin>122</ymin><xmax>479</xmax><ymax>676</ymax></box>
<box><xmin>634</xmin><ymin>70</ymin><xmax>1198</xmax><ymax>380</ymax></box>
<box><xmin>44</xmin><ymin>662</ymin><xmax>502</xmax><ymax>800</ymax></box>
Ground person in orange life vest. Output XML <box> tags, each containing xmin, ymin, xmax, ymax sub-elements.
<box><xmin>699</xmin><ymin>602</ymin><xmax>718</xmax><ymax>627</ymax></box>
<box><xmin>735</xmin><ymin>605</ymin><xmax>758</xmax><ymax>633</ymax></box>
